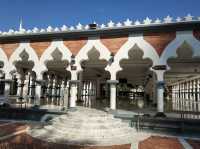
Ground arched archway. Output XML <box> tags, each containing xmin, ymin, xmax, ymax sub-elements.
<box><xmin>7</xmin><ymin>50</ymin><xmax>37</xmax><ymax>108</ymax></box>
<box><xmin>117</xmin><ymin>45</ymin><xmax>155</xmax><ymax>110</ymax></box>
<box><xmin>41</xmin><ymin>48</ymin><xmax>71</xmax><ymax>109</ymax></box>
<box><xmin>164</xmin><ymin>41</ymin><xmax>200</xmax><ymax>118</ymax></box>
<box><xmin>78</xmin><ymin>48</ymin><xmax>110</xmax><ymax>109</ymax></box>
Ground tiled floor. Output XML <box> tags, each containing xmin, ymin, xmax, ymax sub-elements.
<box><xmin>139</xmin><ymin>136</ymin><xmax>184</xmax><ymax>149</ymax></box>
<box><xmin>0</xmin><ymin>121</ymin><xmax>200</xmax><ymax>149</ymax></box>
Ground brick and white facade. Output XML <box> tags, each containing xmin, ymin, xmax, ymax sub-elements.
<box><xmin>0</xmin><ymin>15</ymin><xmax>200</xmax><ymax>116</ymax></box>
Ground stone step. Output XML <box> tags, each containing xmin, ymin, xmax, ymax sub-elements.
<box><xmin>28</xmin><ymin>106</ymin><xmax>136</xmax><ymax>146</ymax></box>
<box><xmin>51</xmin><ymin>119</ymin><xmax>128</xmax><ymax>128</ymax></box>
<box><xmin>42</xmin><ymin>126</ymin><xmax>135</xmax><ymax>138</ymax></box>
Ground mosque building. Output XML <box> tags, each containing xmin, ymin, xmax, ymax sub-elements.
<box><xmin>0</xmin><ymin>14</ymin><xmax>200</xmax><ymax>117</ymax></box>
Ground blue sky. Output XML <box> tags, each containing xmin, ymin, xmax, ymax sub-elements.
<box><xmin>0</xmin><ymin>0</ymin><xmax>199</xmax><ymax>31</ymax></box>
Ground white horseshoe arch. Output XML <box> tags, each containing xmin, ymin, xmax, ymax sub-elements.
<box><xmin>38</xmin><ymin>40</ymin><xmax>72</xmax><ymax>75</ymax></box>
<box><xmin>160</xmin><ymin>31</ymin><xmax>200</xmax><ymax>66</ymax></box>
<box><xmin>75</xmin><ymin>37</ymin><xmax>111</xmax><ymax>72</ymax></box>
<box><xmin>8</xmin><ymin>42</ymin><xmax>39</xmax><ymax>74</ymax></box>
<box><xmin>105</xmin><ymin>34</ymin><xmax>159</xmax><ymax>80</ymax></box>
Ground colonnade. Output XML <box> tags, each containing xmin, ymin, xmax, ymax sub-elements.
<box><xmin>0</xmin><ymin>67</ymin><xmax>166</xmax><ymax>117</ymax></box>
<box><xmin>1</xmin><ymin>71</ymin><xmax>70</xmax><ymax>108</ymax></box>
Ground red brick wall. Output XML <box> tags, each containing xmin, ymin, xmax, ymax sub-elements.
<box><xmin>144</xmin><ymin>32</ymin><xmax>176</xmax><ymax>56</ymax></box>
<box><xmin>100</xmin><ymin>35</ymin><xmax>128</xmax><ymax>54</ymax></box>
<box><xmin>30</xmin><ymin>41</ymin><xmax>51</xmax><ymax>58</ymax></box>
<box><xmin>63</xmin><ymin>37</ymin><xmax>87</xmax><ymax>55</ymax></box>
<box><xmin>0</xmin><ymin>42</ymin><xmax>19</xmax><ymax>59</ymax></box>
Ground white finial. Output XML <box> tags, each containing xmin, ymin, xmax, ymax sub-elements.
<box><xmin>176</xmin><ymin>17</ymin><xmax>182</xmax><ymax>22</ymax></box>
<box><xmin>61</xmin><ymin>25</ymin><xmax>68</xmax><ymax>31</ymax></box>
<box><xmin>40</xmin><ymin>29</ymin><xmax>45</xmax><ymax>33</ymax></box>
<box><xmin>154</xmin><ymin>18</ymin><xmax>161</xmax><ymax>24</ymax></box>
<box><xmin>26</xmin><ymin>29</ymin><xmax>32</xmax><ymax>34</ymax></box>
<box><xmin>19</xmin><ymin>18</ymin><xmax>23</xmax><ymax>31</ymax></box>
<box><xmin>116</xmin><ymin>22</ymin><xmax>122</xmax><ymax>27</ymax></box>
<box><xmin>69</xmin><ymin>26</ymin><xmax>75</xmax><ymax>30</ymax></box>
<box><xmin>185</xmin><ymin>14</ymin><xmax>193</xmax><ymax>21</ymax></box>
<box><xmin>143</xmin><ymin>17</ymin><xmax>152</xmax><ymax>24</ymax></box>
<box><xmin>14</xmin><ymin>31</ymin><xmax>19</xmax><ymax>34</ymax></box>
<box><xmin>32</xmin><ymin>27</ymin><xmax>39</xmax><ymax>33</ymax></box>
<box><xmin>107</xmin><ymin>20</ymin><xmax>115</xmax><ymax>27</ymax></box>
<box><xmin>124</xmin><ymin>19</ymin><xmax>132</xmax><ymax>26</ymax></box>
<box><xmin>54</xmin><ymin>27</ymin><xmax>60</xmax><ymax>32</ymax></box>
<box><xmin>164</xmin><ymin>15</ymin><xmax>173</xmax><ymax>23</ymax></box>
<box><xmin>8</xmin><ymin>29</ymin><xmax>14</xmax><ymax>34</ymax></box>
<box><xmin>76</xmin><ymin>23</ymin><xmax>83</xmax><ymax>30</ymax></box>
<box><xmin>2</xmin><ymin>32</ymin><xmax>8</xmax><ymax>35</ymax></box>
<box><xmin>134</xmin><ymin>20</ymin><xmax>141</xmax><ymax>25</ymax></box>
<box><xmin>84</xmin><ymin>25</ymin><xmax>89</xmax><ymax>30</ymax></box>
<box><xmin>47</xmin><ymin>26</ymin><xmax>53</xmax><ymax>32</ymax></box>
<box><xmin>100</xmin><ymin>24</ymin><xmax>106</xmax><ymax>28</ymax></box>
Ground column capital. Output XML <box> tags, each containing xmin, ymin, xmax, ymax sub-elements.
<box><xmin>107</xmin><ymin>80</ymin><xmax>119</xmax><ymax>84</ymax></box>
<box><xmin>152</xmin><ymin>65</ymin><xmax>167</xmax><ymax>70</ymax></box>
<box><xmin>69</xmin><ymin>80</ymin><xmax>80</xmax><ymax>84</ymax></box>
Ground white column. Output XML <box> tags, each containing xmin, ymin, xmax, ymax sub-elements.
<box><xmin>35</xmin><ymin>74</ymin><xmax>43</xmax><ymax>106</ymax></box>
<box><xmin>78</xmin><ymin>72</ymin><xmax>83</xmax><ymax>101</ymax></box>
<box><xmin>70</xmin><ymin>82</ymin><xmax>78</xmax><ymax>108</ymax></box>
<box><xmin>64</xmin><ymin>80</ymin><xmax>69</xmax><ymax>108</ymax></box>
<box><xmin>4</xmin><ymin>73</ymin><xmax>12</xmax><ymax>101</ymax></box>
<box><xmin>47</xmin><ymin>74</ymin><xmax>52</xmax><ymax>104</ymax></box>
<box><xmin>52</xmin><ymin>78</ymin><xmax>56</xmax><ymax>105</ymax></box>
<box><xmin>23</xmin><ymin>74</ymin><xmax>29</xmax><ymax>102</ymax></box>
<box><xmin>154</xmin><ymin>69</ymin><xmax>166</xmax><ymax>116</ymax></box>
<box><xmin>107</xmin><ymin>80</ymin><xmax>118</xmax><ymax>110</ymax></box>
<box><xmin>157</xmin><ymin>81</ymin><xmax>165</xmax><ymax>113</ymax></box>
<box><xmin>69</xmin><ymin>71</ymin><xmax>78</xmax><ymax>108</ymax></box>
<box><xmin>96</xmin><ymin>77</ymin><xmax>101</xmax><ymax>99</ymax></box>
<box><xmin>16</xmin><ymin>73</ymin><xmax>23</xmax><ymax>100</ymax></box>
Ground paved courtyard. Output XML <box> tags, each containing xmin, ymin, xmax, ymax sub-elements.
<box><xmin>0</xmin><ymin>107</ymin><xmax>200</xmax><ymax>149</ymax></box>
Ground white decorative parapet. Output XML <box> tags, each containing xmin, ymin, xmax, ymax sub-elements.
<box><xmin>0</xmin><ymin>14</ymin><xmax>199</xmax><ymax>36</ymax></box>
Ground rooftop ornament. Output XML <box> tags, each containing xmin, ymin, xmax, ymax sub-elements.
<box><xmin>143</xmin><ymin>17</ymin><xmax>152</xmax><ymax>25</ymax></box>
<box><xmin>84</xmin><ymin>25</ymin><xmax>89</xmax><ymax>30</ymax></box>
<box><xmin>176</xmin><ymin>17</ymin><xmax>182</xmax><ymax>22</ymax></box>
<box><xmin>116</xmin><ymin>22</ymin><xmax>122</xmax><ymax>27</ymax></box>
<box><xmin>100</xmin><ymin>24</ymin><xmax>106</xmax><ymax>29</ymax></box>
<box><xmin>134</xmin><ymin>20</ymin><xmax>141</xmax><ymax>25</ymax></box>
<box><xmin>107</xmin><ymin>20</ymin><xmax>115</xmax><ymax>27</ymax></box>
<box><xmin>124</xmin><ymin>19</ymin><xmax>132</xmax><ymax>26</ymax></box>
<box><xmin>40</xmin><ymin>28</ymin><xmax>46</xmax><ymax>33</ymax></box>
<box><xmin>76</xmin><ymin>23</ymin><xmax>83</xmax><ymax>30</ymax></box>
<box><xmin>54</xmin><ymin>27</ymin><xmax>60</xmax><ymax>32</ymax></box>
<box><xmin>61</xmin><ymin>25</ymin><xmax>68</xmax><ymax>31</ymax></box>
<box><xmin>0</xmin><ymin>14</ymin><xmax>199</xmax><ymax>36</ymax></box>
<box><xmin>163</xmin><ymin>15</ymin><xmax>173</xmax><ymax>23</ymax></box>
<box><xmin>47</xmin><ymin>26</ymin><xmax>53</xmax><ymax>32</ymax></box>
<box><xmin>154</xmin><ymin>18</ymin><xmax>161</xmax><ymax>24</ymax></box>
<box><xmin>69</xmin><ymin>26</ymin><xmax>75</xmax><ymax>30</ymax></box>
<box><xmin>32</xmin><ymin>27</ymin><xmax>39</xmax><ymax>33</ymax></box>
<box><xmin>26</xmin><ymin>29</ymin><xmax>32</xmax><ymax>34</ymax></box>
<box><xmin>185</xmin><ymin>14</ymin><xmax>193</xmax><ymax>21</ymax></box>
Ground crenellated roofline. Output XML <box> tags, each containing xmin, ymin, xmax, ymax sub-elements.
<box><xmin>0</xmin><ymin>15</ymin><xmax>200</xmax><ymax>42</ymax></box>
